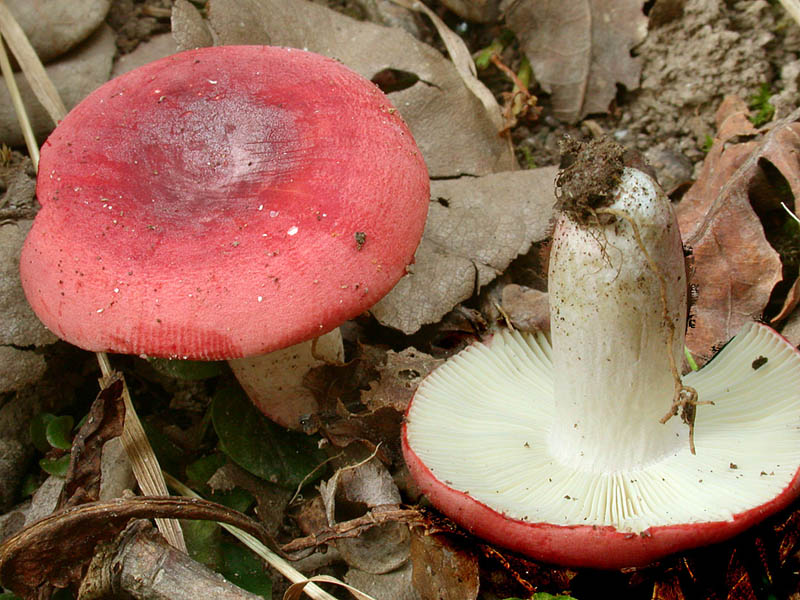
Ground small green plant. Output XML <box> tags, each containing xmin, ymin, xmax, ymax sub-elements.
<box><xmin>701</xmin><ymin>134</ymin><xmax>714</xmax><ymax>153</ymax></box>
<box><xmin>30</xmin><ymin>412</ymin><xmax>76</xmax><ymax>476</ymax></box>
<box><xmin>518</xmin><ymin>145</ymin><xmax>537</xmax><ymax>169</ymax></box>
<box><xmin>748</xmin><ymin>83</ymin><xmax>775</xmax><ymax>127</ymax></box>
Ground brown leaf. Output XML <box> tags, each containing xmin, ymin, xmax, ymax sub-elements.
<box><xmin>500</xmin><ymin>284</ymin><xmax>550</xmax><ymax>332</ymax></box>
<box><xmin>504</xmin><ymin>0</ymin><xmax>647</xmax><ymax>123</ymax></box>
<box><xmin>360</xmin><ymin>348</ymin><xmax>443</xmax><ymax>413</ymax></box>
<box><xmin>192</xmin><ymin>0</ymin><xmax>515</xmax><ymax>178</ymax></box>
<box><xmin>410</xmin><ymin>529</ymin><xmax>479</xmax><ymax>600</ymax></box>
<box><xmin>677</xmin><ymin>105</ymin><xmax>800</xmax><ymax>362</ymax></box>
<box><xmin>725</xmin><ymin>549</ymin><xmax>758</xmax><ymax>600</ymax></box>
<box><xmin>321</xmin><ymin>407</ymin><xmax>405</xmax><ymax>464</ymax></box>
<box><xmin>59</xmin><ymin>375</ymin><xmax>125</xmax><ymax>508</ymax></box>
<box><xmin>0</xmin><ymin>496</ymin><xmax>273</xmax><ymax>598</ymax></box>
<box><xmin>776</xmin><ymin>508</ymin><xmax>800</xmax><ymax>565</ymax></box>
<box><xmin>772</xmin><ymin>276</ymin><xmax>800</xmax><ymax>324</ymax></box>
<box><xmin>371</xmin><ymin>167</ymin><xmax>558</xmax><ymax>334</ymax></box>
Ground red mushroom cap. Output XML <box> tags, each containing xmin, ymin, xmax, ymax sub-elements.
<box><xmin>21</xmin><ymin>46</ymin><xmax>429</xmax><ymax>359</ymax></box>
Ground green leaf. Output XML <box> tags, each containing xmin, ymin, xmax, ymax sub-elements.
<box><xmin>748</xmin><ymin>82</ymin><xmax>775</xmax><ymax>127</ymax></box>
<box><xmin>182</xmin><ymin>518</ymin><xmax>223</xmax><ymax>568</ymax></box>
<box><xmin>701</xmin><ymin>134</ymin><xmax>713</xmax><ymax>153</ymax></box>
<box><xmin>208</xmin><ymin>487</ymin><xmax>255</xmax><ymax>514</ymax></box>
<box><xmin>219</xmin><ymin>542</ymin><xmax>272</xmax><ymax>598</ymax></box>
<box><xmin>39</xmin><ymin>454</ymin><xmax>70</xmax><ymax>477</ymax></box>
<box><xmin>211</xmin><ymin>386</ymin><xmax>327</xmax><ymax>489</ymax></box>
<box><xmin>45</xmin><ymin>415</ymin><xmax>74</xmax><ymax>450</ymax></box>
<box><xmin>186</xmin><ymin>453</ymin><xmax>228</xmax><ymax>486</ymax></box>
<box><xmin>0</xmin><ymin>592</ymin><xmax>22</xmax><ymax>599</ymax></box>
<box><xmin>20</xmin><ymin>474</ymin><xmax>39</xmax><ymax>497</ymax></box>
<box><xmin>30</xmin><ymin>413</ymin><xmax>56</xmax><ymax>453</ymax></box>
<box><xmin>140</xmin><ymin>421</ymin><xmax>184</xmax><ymax>476</ymax></box>
<box><xmin>147</xmin><ymin>357</ymin><xmax>225</xmax><ymax>380</ymax></box>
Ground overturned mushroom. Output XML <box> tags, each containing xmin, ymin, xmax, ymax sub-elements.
<box><xmin>403</xmin><ymin>164</ymin><xmax>800</xmax><ymax>568</ymax></box>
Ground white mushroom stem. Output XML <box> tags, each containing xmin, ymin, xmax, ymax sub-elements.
<box><xmin>547</xmin><ymin>168</ymin><xmax>691</xmax><ymax>472</ymax></box>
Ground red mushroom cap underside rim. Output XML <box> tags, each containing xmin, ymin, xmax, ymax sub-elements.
<box><xmin>402</xmin><ymin>324</ymin><xmax>800</xmax><ymax>569</ymax></box>
<box><xmin>403</xmin><ymin>428</ymin><xmax>800</xmax><ymax>569</ymax></box>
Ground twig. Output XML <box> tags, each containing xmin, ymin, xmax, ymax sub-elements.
<box><xmin>79</xmin><ymin>520</ymin><xmax>261</xmax><ymax>600</ymax></box>
<box><xmin>164</xmin><ymin>473</ymin><xmax>349</xmax><ymax>600</ymax></box>
<box><xmin>281</xmin><ymin>508</ymin><xmax>422</xmax><ymax>553</ymax></box>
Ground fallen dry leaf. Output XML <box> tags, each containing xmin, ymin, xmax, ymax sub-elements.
<box><xmin>284</xmin><ymin>574</ymin><xmax>378</xmax><ymax>600</ymax></box>
<box><xmin>677</xmin><ymin>100</ymin><xmax>800</xmax><ymax>362</ymax></box>
<box><xmin>360</xmin><ymin>348</ymin><xmax>443</xmax><ymax>413</ymax></box>
<box><xmin>650</xmin><ymin>571</ymin><xmax>685</xmax><ymax>600</ymax></box>
<box><xmin>500</xmin><ymin>284</ymin><xmax>550</xmax><ymax>332</ymax></box>
<box><xmin>393</xmin><ymin>0</ymin><xmax>505</xmax><ymax>132</ymax></box>
<box><xmin>170</xmin><ymin>0</ymin><xmax>516</xmax><ymax>177</ymax></box>
<box><xmin>59</xmin><ymin>375</ymin><xmax>125</xmax><ymax>508</ymax></box>
<box><xmin>503</xmin><ymin>0</ymin><xmax>647</xmax><ymax>123</ymax></box>
<box><xmin>345</xmin><ymin>562</ymin><xmax>421</xmax><ymax>600</ymax></box>
<box><xmin>410</xmin><ymin>529</ymin><xmax>479</xmax><ymax>600</ymax></box>
<box><xmin>371</xmin><ymin>167</ymin><xmax>558</xmax><ymax>334</ymax></box>
<box><xmin>318</xmin><ymin>459</ymin><xmax>409</xmax><ymax>574</ymax></box>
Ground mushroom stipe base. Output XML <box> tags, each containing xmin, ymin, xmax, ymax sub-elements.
<box><xmin>403</xmin><ymin>323</ymin><xmax>800</xmax><ymax>569</ymax></box>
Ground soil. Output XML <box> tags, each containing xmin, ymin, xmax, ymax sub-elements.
<box><xmin>554</xmin><ymin>137</ymin><xmax>625</xmax><ymax>221</ymax></box>
<box><xmin>4</xmin><ymin>0</ymin><xmax>800</xmax><ymax>599</ymax></box>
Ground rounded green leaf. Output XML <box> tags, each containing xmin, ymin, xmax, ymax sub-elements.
<box><xmin>211</xmin><ymin>386</ymin><xmax>327</xmax><ymax>489</ymax></box>
<box><xmin>220</xmin><ymin>542</ymin><xmax>272</xmax><ymax>598</ymax></box>
<box><xmin>45</xmin><ymin>415</ymin><xmax>74</xmax><ymax>450</ymax></box>
<box><xmin>30</xmin><ymin>412</ymin><xmax>56</xmax><ymax>453</ymax></box>
<box><xmin>39</xmin><ymin>454</ymin><xmax>70</xmax><ymax>477</ymax></box>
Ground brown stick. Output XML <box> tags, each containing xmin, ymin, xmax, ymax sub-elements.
<box><xmin>78</xmin><ymin>520</ymin><xmax>261</xmax><ymax>600</ymax></box>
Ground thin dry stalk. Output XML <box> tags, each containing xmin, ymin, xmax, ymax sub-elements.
<box><xmin>779</xmin><ymin>0</ymin><xmax>800</xmax><ymax>27</ymax></box>
<box><xmin>0</xmin><ymin>0</ymin><xmax>66</xmax><ymax>124</ymax></box>
<box><xmin>0</xmin><ymin>3</ymin><xmax>184</xmax><ymax>551</ymax></box>
<box><xmin>165</xmin><ymin>474</ymin><xmax>362</xmax><ymax>600</ymax></box>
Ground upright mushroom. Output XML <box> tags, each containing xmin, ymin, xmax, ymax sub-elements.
<box><xmin>21</xmin><ymin>46</ymin><xmax>429</xmax><ymax>365</ymax></box>
<box><xmin>403</xmin><ymin>145</ymin><xmax>800</xmax><ymax>568</ymax></box>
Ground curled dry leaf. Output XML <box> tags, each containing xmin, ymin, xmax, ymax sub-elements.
<box><xmin>284</xmin><ymin>574</ymin><xmax>378</xmax><ymax>600</ymax></box>
<box><xmin>677</xmin><ymin>99</ymin><xmax>800</xmax><ymax>362</ymax></box>
<box><xmin>372</xmin><ymin>167</ymin><xmax>558</xmax><ymax>334</ymax></box>
<box><xmin>318</xmin><ymin>459</ymin><xmax>409</xmax><ymax>574</ymax></box>
<box><xmin>391</xmin><ymin>0</ymin><xmax>505</xmax><ymax>132</ymax></box>
<box><xmin>303</xmin><ymin>346</ymin><xmax>409</xmax><ymax>461</ymax></box>
<box><xmin>503</xmin><ymin>0</ymin><xmax>647</xmax><ymax>123</ymax></box>
<box><xmin>172</xmin><ymin>0</ymin><xmax>517</xmax><ymax>177</ymax></box>
<box><xmin>59</xmin><ymin>375</ymin><xmax>125</xmax><ymax>508</ymax></box>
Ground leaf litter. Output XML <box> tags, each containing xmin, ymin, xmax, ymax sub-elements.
<box><xmin>6</xmin><ymin>0</ymin><xmax>800</xmax><ymax>599</ymax></box>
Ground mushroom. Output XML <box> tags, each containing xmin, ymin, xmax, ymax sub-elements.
<box><xmin>402</xmin><ymin>161</ymin><xmax>800</xmax><ymax>569</ymax></box>
<box><xmin>20</xmin><ymin>46</ymin><xmax>429</xmax><ymax>367</ymax></box>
